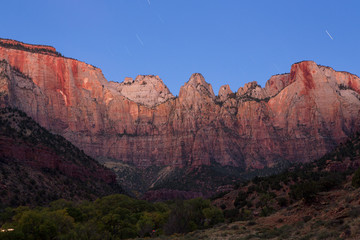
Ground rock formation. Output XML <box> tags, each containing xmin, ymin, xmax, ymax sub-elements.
<box><xmin>218</xmin><ymin>84</ymin><xmax>233</xmax><ymax>102</ymax></box>
<box><xmin>1</xmin><ymin>39</ymin><xmax>360</xmax><ymax>187</ymax></box>
<box><xmin>108</xmin><ymin>75</ymin><xmax>175</xmax><ymax>107</ymax></box>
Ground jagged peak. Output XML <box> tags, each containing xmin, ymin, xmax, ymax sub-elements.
<box><xmin>237</xmin><ymin>81</ymin><xmax>262</xmax><ymax>96</ymax></box>
<box><xmin>2</xmin><ymin>38</ymin><xmax>359</xmax><ymax>104</ymax></box>
<box><xmin>218</xmin><ymin>84</ymin><xmax>232</xmax><ymax>95</ymax></box>
<box><xmin>121</xmin><ymin>74</ymin><xmax>170</xmax><ymax>89</ymax></box>
<box><xmin>120</xmin><ymin>75</ymin><xmax>167</xmax><ymax>86</ymax></box>
<box><xmin>187</xmin><ymin>73</ymin><xmax>206</xmax><ymax>85</ymax></box>
<box><xmin>111</xmin><ymin>74</ymin><xmax>174</xmax><ymax>107</ymax></box>
<box><xmin>218</xmin><ymin>84</ymin><xmax>233</xmax><ymax>101</ymax></box>
<box><xmin>264</xmin><ymin>73</ymin><xmax>291</xmax><ymax>97</ymax></box>
<box><xmin>289</xmin><ymin>61</ymin><xmax>325</xmax><ymax>90</ymax></box>
<box><xmin>264</xmin><ymin>61</ymin><xmax>322</xmax><ymax>97</ymax></box>
<box><xmin>180</xmin><ymin>73</ymin><xmax>215</xmax><ymax>100</ymax></box>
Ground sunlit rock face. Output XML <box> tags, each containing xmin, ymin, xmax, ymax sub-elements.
<box><xmin>1</xmin><ymin>39</ymin><xmax>360</xmax><ymax>170</ymax></box>
<box><xmin>218</xmin><ymin>84</ymin><xmax>233</xmax><ymax>102</ymax></box>
<box><xmin>108</xmin><ymin>75</ymin><xmax>175</xmax><ymax>107</ymax></box>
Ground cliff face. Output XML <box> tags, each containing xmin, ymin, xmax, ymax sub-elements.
<box><xmin>1</xmin><ymin>39</ymin><xmax>360</xmax><ymax>173</ymax></box>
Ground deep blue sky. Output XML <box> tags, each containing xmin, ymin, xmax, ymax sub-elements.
<box><xmin>1</xmin><ymin>0</ymin><xmax>359</xmax><ymax>95</ymax></box>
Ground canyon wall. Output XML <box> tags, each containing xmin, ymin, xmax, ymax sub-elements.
<box><xmin>1</xmin><ymin>39</ymin><xmax>360</xmax><ymax>171</ymax></box>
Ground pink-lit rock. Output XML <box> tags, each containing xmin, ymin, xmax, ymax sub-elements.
<box><xmin>1</xmin><ymin>39</ymin><xmax>360</xmax><ymax>170</ymax></box>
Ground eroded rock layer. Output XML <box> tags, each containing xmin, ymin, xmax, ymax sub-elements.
<box><xmin>1</xmin><ymin>39</ymin><xmax>360</xmax><ymax>171</ymax></box>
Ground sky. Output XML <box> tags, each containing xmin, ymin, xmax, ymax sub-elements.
<box><xmin>1</xmin><ymin>0</ymin><xmax>359</xmax><ymax>95</ymax></box>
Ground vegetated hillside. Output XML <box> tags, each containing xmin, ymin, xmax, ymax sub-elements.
<box><xmin>0</xmin><ymin>108</ymin><xmax>122</xmax><ymax>207</ymax></box>
<box><xmin>188</xmin><ymin>132</ymin><xmax>360</xmax><ymax>239</ymax></box>
<box><xmin>213</xmin><ymin>131</ymin><xmax>360</xmax><ymax>212</ymax></box>
<box><xmin>1</xmin><ymin>133</ymin><xmax>360</xmax><ymax>239</ymax></box>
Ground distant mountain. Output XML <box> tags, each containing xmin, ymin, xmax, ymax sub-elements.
<box><xmin>0</xmin><ymin>107</ymin><xmax>122</xmax><ymax>207</ymax></box>
<box><xmin>1</xmin><ymin>38</ymin><xmax>360</xmax><ymax>196</ymax></box>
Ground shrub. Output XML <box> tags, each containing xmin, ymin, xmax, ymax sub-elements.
<box><xmin>260</xmin><ymin>206</ymin><xmax>274</xmax><ymax>217</ymax></box>
<box><xmin>318</xmin><ymin>173</ymin><xmax>343</xmax><ymax>191</ymax></box>
<box><xmin>352</xmin><ymin>167</ymin><xmax>360</xmax><ymax>188</ymax></box>
<box><xmin>303</xmin><ymin>215</ymin><xmax>312</xmax><ymax>222</ymax></box>
<box><xmin>246</xmin><ymin>185</ymin><xmax>256</xmax><ymax>194</ymax></box>
<box><xmin>238</xmin><ymin>208</ymin><xmax>252</xmax><ymax>221</ymax></box>
<box><xmin>289</xmin><ymin>181</ymin><xmax>318</xmax><ymax>204</ymax></box>
<box><xmin>202</xmin><ymin>207</ymin><xmax>224</xmax><ymax>227</ymax></box>
<box><xmin>247</xmin><ymin>221</ymin><xmax>256</xmax><ymax>226</ymax></box>
<box><xmin>234</xmin><ymin>191</ymin><xmax>248</xmax><ymax>208</ymax></box>
<box><xmin>276</xmin><ymin>197</ymin><xmax>288</xmax><ymax>207</ymax></box>
<box><xmin>270</xmin><ymin>181</ymin><xmax>282</xmax><ymax>191</ymax></box>
<box><xmin>223</xmin><ymin>209</ymin><xmax>238</xmax><ymax>222</ymax></box>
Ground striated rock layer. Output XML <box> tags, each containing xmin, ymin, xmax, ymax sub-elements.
<box><xmin>1</xmin><ymin>39</ymin><xmax>360</xmax><ymax>173</ymax></box>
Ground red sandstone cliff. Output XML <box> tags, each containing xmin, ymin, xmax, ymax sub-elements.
<box><xmin>1</xmin><ymin>39</ymin><xmax>360</xmax><ymax>172</ymax></box>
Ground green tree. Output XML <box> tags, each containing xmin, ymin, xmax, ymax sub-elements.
<box><xmin>12</xmin><ymin>209</ymin><xmax>74</xmax><ymax>240</ymax></box>
<box><xmin>137</xmin><ymin>212</ymin><xmax>155</xmax><ymax>237</ymax></box>
<box><xmin>202</xmin><ymin>207</ymin><xmax>224</xmax><ymax>227</ymax></box>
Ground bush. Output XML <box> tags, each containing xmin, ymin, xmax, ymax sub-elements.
<box><xmin>238</xmin><ymin>208</ymin><xmax>252</xmax><ymax>221</ymax></box>
<box><xmin>318</xmin><ymin>173</ymin><xmax>343</xmax><ymax>191</ymax></box>
<box><xmin>246</xmin><ymin>185</ymin><xmax>256</xmax><ymax>194</ymax></box>
<box><xmin>276</xmin><ymin>197</ymin><xmax>288</xmax><ymax>207</ymax></box>
<box><xmin>303</xmin><ymin>215</ymin><xmax>312</xmax><ymax>222</ymax></box>
<box><xmin>352</xmin><ymin>167</ymin><xmax>360</xmax><ymax>188</ymax></box>
<box><xmin>163</xmin><ymin>198</ymin><xmax>223</xmax><ymax>235</ymax></box>
<box><xmin>270</xmin><ymin>181</ymin><xmax>282</xmax><ymax>191</ymax></box>
<box><xmin>202</xmin><ymin>207</ymin><xmax>224</xmax><ymax>227</ymax></box>
<box><xmin>234</xmin><ymin>191</ymin><xmax>248</xmax><ymax>208</ymax></box>
<box><xmin>289</xmin><ymin>181</ymin><xmax>318</xmax><ymax>204</ymax></box>
<box><xmin>260</xmin><ymin>206</ymin><xmax>274</xmax><ymax>217</ymax></box>
<box><xmin>223</xmin><ymin>209</ymin><xmax>238</xmax><ymax>222</ymax></box>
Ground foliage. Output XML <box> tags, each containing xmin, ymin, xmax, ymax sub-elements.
<box><xmin>221</xmin><ymin>131</ymin><xmax>360</xmax><ymax>223</ymax></box>
<box><xmin>164</xmin><ymin>198</ymin><xmax>223</xmax><ymax>235</ymax></box>
<box><xmin>352</xmin><ymin>167</ymin><xmax>360</xmax><ymax>188</ymax></box>
<box><xmin>289</xmin><ymin>181</ymin><xmax>318</xmax><ymax>204</ymax></box>
<box><xmin>223</xmin><ymin>209</ymin><xmax>239</xmax><ymax>222</ymax></box>
<box><xmin>338</xmin><ymin>83</ymin><xmax>353</xmax><ymax>91</ymax></box>
<box><xmin>0</xmin><ymin>195</ymin><xmax>224</xmax><ymax>239</ymax></box>
<box><xmin>276</xmin><ymin>197</ymin><xmax>288</xmax><ymax>207</ymax></box>
<box><xmin>234</xmin><ymin>191</ymin><xmax>248</xmax><ymax>208</ymax></box>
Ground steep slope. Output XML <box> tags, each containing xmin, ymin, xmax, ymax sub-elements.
<box><xmin>213</xmin><ymin>130</ymin><xmax>360</xmax><ymax>209</ymax></box>
<box><xmin>182</xmin><ymin>133</ymin><xmax>360</xmax><ymax>239</ymax></box>
<box><xmin>1</xmin><ymin>38</ymin><xmax>360</xmax><ymax>194</ymax></box>
<box><xmin>0</xmin><ymin>107</ymin><xmax>122</xmax><ymax>207</ymax></box>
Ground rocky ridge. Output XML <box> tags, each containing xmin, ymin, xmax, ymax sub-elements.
<box><xmin>1</xmin><ymin>39</ymin><xmax>360</xmax><ymax>193</ymax></box>
<box><xmin>109</xmin><ymin>75</ymin><xmax>175</xmax><ymax>107</ymax></box>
